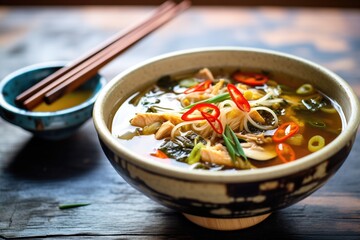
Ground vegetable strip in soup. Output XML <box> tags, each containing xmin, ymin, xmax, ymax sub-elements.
<box><xmin>112</xmin><ymin>67</ymin><xmax>343</xmax><ymax>171</ymax></box>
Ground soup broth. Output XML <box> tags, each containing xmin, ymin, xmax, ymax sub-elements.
<box><xmin>112</xmin><ymin>67</ymin><xmax>343</xmax><ymax>171</ymax></box>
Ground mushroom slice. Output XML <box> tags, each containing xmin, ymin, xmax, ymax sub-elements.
<box><xmin>241</xmin><ymin>142</ymin><xmax>277</xmax><ymax>161</ymax></box>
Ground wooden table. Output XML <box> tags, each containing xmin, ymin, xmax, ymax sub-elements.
<box><xmin>1</xmin><ymin>5</ymin><xmax>359</xmax><ymax>239</ymax></box>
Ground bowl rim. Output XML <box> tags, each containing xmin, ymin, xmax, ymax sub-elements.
<box><xmin>0</xmin><ymin>61</ymin><xmax>107</xmax><ymax>117</ymax></box>
<box><xmin>93</xmin><ymin>46</ymin><xmax>360</xmax><ymax>183</ymax></box>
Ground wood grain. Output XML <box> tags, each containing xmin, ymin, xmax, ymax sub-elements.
<box><xmin>0</xmin><ymin>6</ymin><xmax>359</xmax><ymax>239</ymax></box>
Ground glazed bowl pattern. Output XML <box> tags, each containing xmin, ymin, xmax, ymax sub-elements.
<box><xmin>93</xmin><ymin>47</ymin><xmax>360</xmax><ymax>230</ymax></box>
<box><xmin>0</xmin><ymin>62</ymin><xmax>106</xmax><ymax>140</ymax></box>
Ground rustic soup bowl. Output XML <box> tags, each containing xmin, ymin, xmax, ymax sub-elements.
<box><xmin>93</xmin><ymin>47</ymin><xmax>360</xmax><ymax>230</ymax></box>
<box><xmin>0</xmin><ymin>62</ymin><xmax>106</xmax><ymax>140</ymax></box>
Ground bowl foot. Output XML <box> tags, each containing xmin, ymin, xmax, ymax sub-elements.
<box><xmin>183</xmin><ymin>212</ymin><xmax>271</xmax><ymax>231</ymax></box>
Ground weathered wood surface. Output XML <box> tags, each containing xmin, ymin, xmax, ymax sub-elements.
<box><xmin>0</xmin><ymin>6</ymin><xmax>360</xmax><ymax>239</ymax></box>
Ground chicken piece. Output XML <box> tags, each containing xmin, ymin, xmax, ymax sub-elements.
<box><xmin>155</xmin><ymin>121</ymin><xmax>174</xmax><ymax>140</ymax></box>
<box><xmin>195</xmin><ymin>68</ymin><xmax>214</xmax><ymax>81</ymax></box>
<box><xmin>236</xmin><ymin>132</ymin><xmax>272</xmax><ymax>145</ymax></box>
<box><xmin>163</xmin><ymin>113</ymin><xmax>183</xmax><ymax>125</ymax></box>
<box><xmin>211</xmin><ymin>79</ymin><xmax>225</xmax><ymax>95</ymax></box>
<box><xmin>130</xmin><ymin>113</ymin><xmax>166</xmax><ymax>127</ymax></box>
<box><xmin>200</xmin><ymin>144</ymin><xmax>233</xmax><ymax>167</ymax></box>
<box><xmin>130</xmin><ymin>112</ymin><xmax>182</xmax><ymax>127</ymax></box>
<box><xmin>200</xmin><ymin>144</ymin><xmax>254</xmax><ymax>169</ymax></box>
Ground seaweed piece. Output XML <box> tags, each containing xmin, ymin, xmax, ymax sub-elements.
<box><xmin>159</xmin><ymin>140</ymin><xmax>190</xmax><ymax>162</ymax></box>
<box><xmin>158</xmin><ymin>131</ymin><xmax>206</xmax><ymax>162</ymax></box>
<box><xmin>293</xmin><ymin>94</ymin><xmax>326</xmax><ymax>112</ymax></box>
<box><xmin>156</xmin><ymin>75</ymin><xmax>177</xmax><ymax>91</ymax></box>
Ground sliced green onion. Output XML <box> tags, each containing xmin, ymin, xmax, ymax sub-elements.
<box><xmin>179</xmin><ymin>78</ymin><xmax>198</xmax><ymax>88</ymax></box>
<box><xmin>227</xmin><ymin>125</ymin><xmax>247</xmax><ymax>160</ymax></box>
<box><xmin>222</xmin><ymin>125</ymin><xmax>248</xmax><ymax>163</ymax></box>
<box><xmin>223</xmin><ymin>134</ymin><xmax>236</xmax><ymax>161</ymax></box>
<box><xmin>296</xmin><ymin>84</ymin><xmax>314</xmax><ymax>95</ymax></box>
<box><xmin>187</xmin><ymin>142</ymin><xmax>205</xmax><ymax>165</ymax></box>
<box><xmin>307</xmin><ymin>120</ymin><xmax>326</xmax><ymax>128</ymax></box>
<box><xmin>58</xmin><ymin>203</ymin><xmax>91</xmax><ymax>210</ymax></box>
<box><xmin>184</xmin><ymin>92</ymin><xmax>231</xmax><ymax>109</ymax></box>
<box><xmin>308</xmin><ymin>135</ymin><xmax>325</xmax><ymax>152</ymax></box>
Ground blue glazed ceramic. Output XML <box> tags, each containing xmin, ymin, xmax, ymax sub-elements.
<box><xmin>93</xmin><ymin>47</ymin><xmax>360</xmax><ymax>230</ymax></box>
<box><xmin>0</xmin><ymin>62</ymin><xmax>106</xmax><ymax>140</ymax></box>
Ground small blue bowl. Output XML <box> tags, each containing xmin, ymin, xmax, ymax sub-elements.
<box><xmin>0</xmin><ymin>62</ymin><xmax>106</xmax><ymax>140</ymax></box>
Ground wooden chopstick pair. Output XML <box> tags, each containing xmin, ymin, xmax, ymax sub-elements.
<box><xmin>16</xmin><ymin>0</ymin><xmax>191</xmax><ymax>110</ymax></box>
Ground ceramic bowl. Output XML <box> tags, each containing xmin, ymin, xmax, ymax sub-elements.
<box><xmin>93</xmin><ymin>47</ymin><xmax>360</xmax><ymax>230</ymax></box>
<box><xmin>0</xmin><ymin>62</ymin><xmax>106</xmax><ymax>140</ymax></box>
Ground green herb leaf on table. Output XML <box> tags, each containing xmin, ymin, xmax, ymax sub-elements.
<box><xmin>58</xmin><ymin>203</ymin><xmax>91</xmax><ymax>210</ymax></box>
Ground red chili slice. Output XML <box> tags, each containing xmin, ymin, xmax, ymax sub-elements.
<box><xmin>201</xmin><ymin>111</ymin><xmax>223</xmax><ymax>134</ymax></box>
<box><xmin>233</xmin><ymin>71</ymin><xmax>269</xmax><ymax>86</ymax></box>
<box><xmin>276</xmin><ymin>143</ymin><xmax>296</xmax><ymax>162</ymax></box>
<box><xmin>181</xmin><ymin>103</ymin><xmax>223</xmax><ymax>134</ymax></box>
<box><xmin>272</xmin><ymin>122</ymin><xmax>299</xmax><ymax>143</ymax></box>
<box><xmin>181</xmin><ymin>103</ymin><xmax>220</xmax><ymax>121</ymax></box>
<box><xmin>184</xmin><ymin>80</ymin><xmax>212</xmax><ymax>94</ymax></box>
<box><xmin>227</xmin><ymin>84</ymin><xmax>251</xmax><ymax>112</ymax></box>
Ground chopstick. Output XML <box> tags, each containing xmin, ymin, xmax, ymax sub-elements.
<box><xmin>16</xmin><ymin>0</ymin><xmax>191</xmax><ymax>110</ymax></box>
<box><xmin>44</xmin><ymin>0</ymin><xmax>190</xmax><ymax>105</ymax></box>
<box><xmin>15</xmin><ymin>0</ymin><xmax>175</xmax><ymax>108</ymax></box>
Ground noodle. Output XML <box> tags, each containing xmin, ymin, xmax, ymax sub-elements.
<box><xmin>245</xmin><ymin>106</ymin><xmax>279</xmax><ymax>131</ymax></box>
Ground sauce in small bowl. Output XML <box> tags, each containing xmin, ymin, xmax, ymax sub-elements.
<box><xmin>0</xmin><ymin>62</ymin><xmax>106</xmax><ymax>140</ymax></box>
